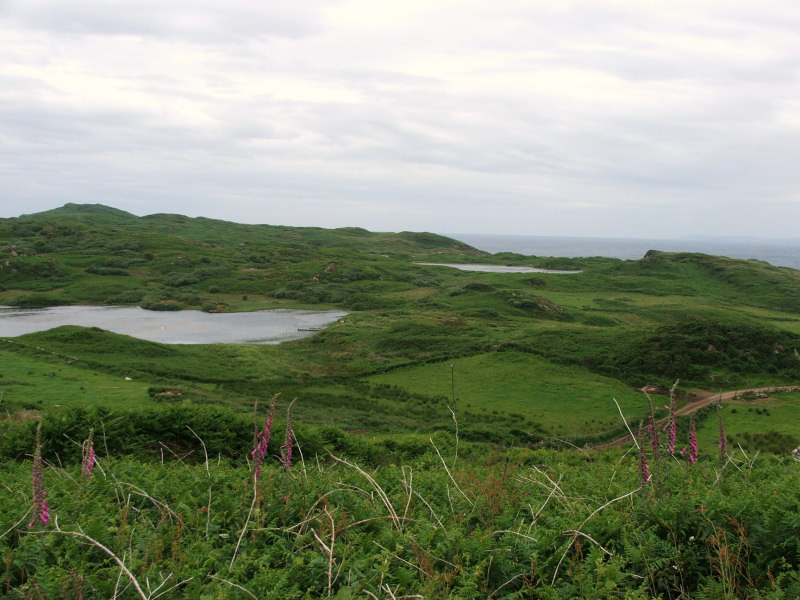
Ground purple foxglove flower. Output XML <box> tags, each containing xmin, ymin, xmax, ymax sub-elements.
<box><xmin>82</xmin><ymin>431</ymin><xmax>96</xmax><ymax>478</ymax></box>
<box><xmin>666</xmin><ymin>397</ymin><xmax>677</xmax><ymax>455</ymax></box>
<box><xmin>647</xmin><ymin>395</ymin><xmax>660</xmax><ymax>458</ymax></box>
<box><xmin>280</xmin><ymin>422</ymin><xmax>294</xmax><ymax>471</ymax></box>
<box><xmin>252</xmin><ymin>403</ymin><xmax>275</xmax><ymax>481</ymax></box>
<box><xmin>717</xmin><ymin>402</ymin><xmax>727</xmax><ymax>461</ymax></box>
<box><xmin>280</xmin><ymin>400</ymin><xmax>296</xmax><ymax>471</ymax></box>
<box><xmin>688</xmin><ymin>415</ymin><xmax>698</xmax><ymax>464</ymax></box>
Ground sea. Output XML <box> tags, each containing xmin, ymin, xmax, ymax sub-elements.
<box><xmin>448</xmin><ymin>234</ymin><xmax>800</xmax><ymax>271</ymax></box>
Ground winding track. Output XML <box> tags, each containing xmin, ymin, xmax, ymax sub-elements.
<box><xmin>592</xmin><ymin>385</ymin><xmax>800</xmax><ymax>450</ymax></box>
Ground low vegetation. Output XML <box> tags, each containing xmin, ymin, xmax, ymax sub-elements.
<box><xmin>2</xmin><ymin>204</ymin><xmax>800</xmax><ymax>597</ymax></box>
<box><xmin>2</xmin><ymin>398</ymin><xmax>800</xmax><ymax>599</ymax></box>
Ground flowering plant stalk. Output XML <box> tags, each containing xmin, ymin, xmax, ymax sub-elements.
<box><xmin>646</xmin><ymin>393</ymin><xmax>660</xmax><ymax>459</ymax></box>
<box><xmin>663</xmin><ymin>383</ymin><xmax>678</xmax><ymax>455</ymax></box>
<box><xmin>252</xmin><ymin>402</ymin><xmax>275</xmax><ymax>482</ymax></box>
<box><xmin>82</xmin><ymin>428</ymin><xmax>96</xmax><ymax>479</ymax></box>
<box><xmin>280</xmin><ymin>400</ymin><xmax>296</xmax><ymax>504</ymax></box>
<box><xmin>717</xmin><ymin>401</ymin><xmax>727</xmax><ymax>461</ymax></box>
<box><xmin>280</xmin><ymin>400</ymin><xmax>295</xmax><ymax>472</ymax></box>
<box><xmin>30</xmin><ymin>420</ymin><xmax>50</xmax><ymax>527</ymax></box>
<box><xmin>688</xmin><ymin>414</ymin><xmax>698</xmax><ymax>464</ymax></box>
<box><xmin>638</xmin><ymin>425</ymin><xmax>652</xmax><ymax>486</ymax></box>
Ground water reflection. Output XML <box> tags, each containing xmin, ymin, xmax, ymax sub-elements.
<box><xmin>416</xmin><ymin>262</ymin><xmax>581</xmax><ymax>274</ymax></box>
<box><xmin>0</xmin><ymin>305</ymin><xmax>348</xmax><ymax>344</ymax></box>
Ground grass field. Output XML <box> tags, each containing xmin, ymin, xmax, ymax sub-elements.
<box><xmin>2</xmin><ymin>204</ymin><xmax>800</xmax><ymax>456</ymax></box>
<box><xmin>0</xmin><ymin>341</ymin><xmax>153</xmax><ymax>413</ymax></box>
<box><xmin>369</xmin><ymin>352</ymin><xmax>649</xmax><ymax>436</ymax></box>
<box><xmin>696</xmin><ymin>390</ymin><xmax>800</xmax><ymax>454</ymax></box>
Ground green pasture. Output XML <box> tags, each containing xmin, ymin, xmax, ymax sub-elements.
<box><xmin>0</xmin><ymin>343</ymin><xmax>152</xmax><ymax>413</ymax></box>
<box><xmin>696</xmin><ymin>391</ymin><xmax>800</xmax><ymax>456</ymax></box>
<box><xmin>368</xmin><ymin>351</ymin><xmax>649</xmax><ymax>436</ymax></box>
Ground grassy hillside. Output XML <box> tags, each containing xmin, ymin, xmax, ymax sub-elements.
<box><xmin>2</xmin><ymin>203</ymin><xmax>800</xmax><ymax>451</ymax></box>
<box><xmin>2</xmin><ymin>205</ymin><xmax>800</xmax><ymax>598</ymax></box>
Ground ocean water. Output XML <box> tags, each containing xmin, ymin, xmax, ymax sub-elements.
<box><xmin>449</xmin><ymin>234</ymin><xmax>800</xmax><ymax>270</ymax></box>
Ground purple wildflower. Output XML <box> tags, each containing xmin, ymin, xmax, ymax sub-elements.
<box><xmin>717</xmin><ymin>402</ymin><xmax>727</xmax><ymax>461</ymax></box>
<box><xmin>638</xmin><ymin>442</ymin><xmax>651</xmax><ymax>486</ymax></box>
<box><xmin>82</xmin><ymin>430</ymin><xmax>96</xmax><ymax>478</ymax></box>
<box><xmin>251</xmin><ymin>403</ymin><xmax>275</xmax><ymax>481</ymax></box>
<box><xmin>688</xmin><ymin>414</ymin><xmax>698</xmax><ymax>464</ymax></box>
<box><xmin>29</xmin><ymin>421</ymin><xmax>50</xmax><ymax>527</ymax></box>
<box><xmin>646</xmin><ymin>394</ymin><xmax>660</xmax><ymax>458</ymax></box>
<box><xmin>280</xmin><ymin>402</ymin><xmax>295</xmax><ymax>471</ymax></box>
<box><xmin>666</xmin><ymin>396</ymin><xmax>677</xmax><ymax>455</ymax></box>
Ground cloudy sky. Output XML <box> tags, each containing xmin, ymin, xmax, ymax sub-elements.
<box><xmin>1</xmin><ymin>1</ymin><xmax>799</xmax><ymax>239</ymax></box>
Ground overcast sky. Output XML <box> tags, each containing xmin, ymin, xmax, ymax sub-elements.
<box><xmin>1</xmin><ymin>1</ymin><xmax>799</xmax><ymax>239</ymax></box>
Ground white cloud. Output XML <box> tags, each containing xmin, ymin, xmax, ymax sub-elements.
<box><xmin>1</xmin><ymin>0</ymin><xmax>799</xmax><ymax>238</ymax></box>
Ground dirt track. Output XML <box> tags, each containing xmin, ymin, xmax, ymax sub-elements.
<box><xmin>592</xmin><ymin>385</ymin><xmax>800</xmax><ymax>450</ymax></box>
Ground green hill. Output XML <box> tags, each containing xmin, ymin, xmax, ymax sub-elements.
<box><xmin>1</xmin><ymin>203</ymin><xmax>799</xmax><ymax>444</ymax></box>
<box><xmin>2</xmin><ymin>204</ymin><xmax>800</xmax><ymax>600</ymax></box>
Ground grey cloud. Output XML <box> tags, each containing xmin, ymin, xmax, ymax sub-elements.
<box><xmin>2</xmin><ymin>1</ymin><xmax>800</xmax><ymax>238</ymax></box>
<box><xmin>1</xmin><ymin>0</ymin><xmax>323</xmax><ymax>41</ymax></box>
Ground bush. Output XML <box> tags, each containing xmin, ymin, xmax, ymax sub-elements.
<box><xmin>85</xmin><ymin>266</ymin><xmax>130</xmax><ymax>276</ymax></box>
<box><xmin>8</xmin><ymin>293</ymin><xmax>74</xmax><ymax>308</ymax></box>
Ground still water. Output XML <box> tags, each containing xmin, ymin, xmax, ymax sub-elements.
<box><xmin>0</xmin><ymin>305</ymin><xmax>348</xmax><ymax>344</ymax></box>
<box><xmin>416</xmin><ymin>262</ymin><xmax>581</xmax><ymax>274</ymax></box>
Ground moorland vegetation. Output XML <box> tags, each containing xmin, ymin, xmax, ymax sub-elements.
<box><xmin>1</xmin><ymin>203</ymin><xmax>800</xmax><ymax>598</ymax></box>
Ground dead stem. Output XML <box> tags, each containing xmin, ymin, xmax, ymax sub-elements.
<box><xmin>207</xmin><ymin>575</ymin><xmax>259</xmax><ymax>600</ymax></box>
<box><xmin>430</xmin><ymin>438</ymin><xmax>474</xmax><ymax>508</ymax></box>
<box><xmin>551</xmin><ymin>487</ymin><xmax>640</xmax><ymax>585</ymax></box>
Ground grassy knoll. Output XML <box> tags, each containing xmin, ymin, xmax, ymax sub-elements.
<box><xmin>2</xmin><ymin>203</ymin><xmax>800</xmax><ymax>455</ymax></box>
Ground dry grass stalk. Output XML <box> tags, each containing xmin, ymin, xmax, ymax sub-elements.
<box><xmin>551</xmin><ymin>486</ymin><xmax>640</xmax><ymax>585</ymax></box>
<box><xmin>185</xmin><ymin>426</ymin><xmax>209</xmax><ymax>477</ymax></box>
<box><xmin>112</xmin><ymin>476</ymin><xmax>182</xmax><ymax>527</ymax></box>
<box><xmin>329</xmin><ymin>453</ymin><xmax>400</xmax><ymax>529</ymax></box>
<box><xmin>311</xmin><ymin>505</ymin><xmax>337</xmax><ymax>598</ymax></box>
<box><xmin>613</xmin><ymin>397</ymin><xmax>639</xmax><ymax>449</ymax></box>
<box><xmin>430</xmin><ymin>438</ymin><xmax>474</xmax><ymax>509</ymax></box>
<box><xmin>207</xmin><ymin>575</ymin><xmax>259</xmax><ymax>600</ymax></box>
<box><xmin>229</xmin><ymin>480</ymin><xmax>258</xmax><ymax>573</ymax></box>
<box><xmin>29</xmin><ymin>516</ymin><xmax>149</xmax><ymax>600</ymax></box>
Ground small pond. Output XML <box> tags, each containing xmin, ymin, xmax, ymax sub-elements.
<box><xmin>416</xmin><ymin>262</ymin><xmax>582</xmax><ymax>274</ymax></box>
<box><xmin>0</xmin><ymin>305</ymin><xmax>348</xmax><ymax>344</ymax></box>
